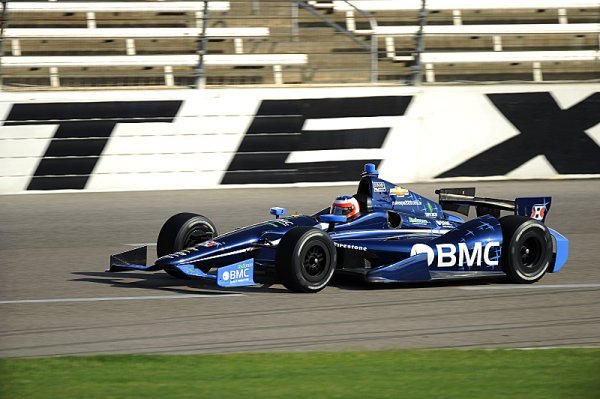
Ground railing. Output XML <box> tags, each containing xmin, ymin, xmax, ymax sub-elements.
<box><xmin>295</xmin><ymin>0</ymin><xmax>378</xmax><ymax>82</ymax></box>
<box><xmin>196</xmin><ymin>0</ymin><xmax>209</xmax><ymax>89</ymax></box>
<box><xmin>0</xmin><ymin>0</ymin><xmax>598</xmax><ymax>91</ymax></box>
<box><xmin>412</xmin><ymin>0</ymin><xmax>427</xmax><ymax>85</ymax></box>
<box><xmin>0</xmin><ymin>0</ymin><xmax>8</xmax><ymax>88</ymax></box>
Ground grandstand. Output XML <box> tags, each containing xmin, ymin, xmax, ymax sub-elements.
<box><xmin>0</xmin><ymin>0</ymin><xmax>598</xmax><ymax>89</ymax></box>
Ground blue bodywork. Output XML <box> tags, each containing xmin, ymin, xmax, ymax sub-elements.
<box><xmin>108</xmin><ymin>164</ymin><xmax>569</xmax><ymax>287</ymax></box>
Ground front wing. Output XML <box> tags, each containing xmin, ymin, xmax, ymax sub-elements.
<box><xmin>108</xmin><ymin>246</ymin><xmax>256</xmax><ymax>288</ymax></box>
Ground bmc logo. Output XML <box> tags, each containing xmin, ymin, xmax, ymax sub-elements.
<box><xmin>410</xmin><ymin>242</ymin><xmax>500</xmax><ymax>268</ymax></box>
<box><xmin>218</xmin><ymin>260</ymin><xmax>255</xmax><ymax>287</ymax></box>
<box><xmin>221</xmin><ymin>268</ymin><xmax>250</xmax><ymax>281</ymax></box>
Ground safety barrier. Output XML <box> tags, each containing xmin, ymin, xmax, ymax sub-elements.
<box><xmin>0</xmin><ymin>84</ymin><xmax>598</xmax><ymax>194</ymax></box>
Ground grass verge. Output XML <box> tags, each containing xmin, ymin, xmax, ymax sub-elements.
<box><xmin>1</xmin><ymin>349</ymin><xmax>598</xmax><ymax>399</ymax></box>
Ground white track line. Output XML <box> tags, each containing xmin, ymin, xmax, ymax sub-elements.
<box><xmin>0</xmin><ymin>294</ymin><xmax>244</xmax><ymax>305</ymax></box>
<box><xmin>459</xmin><ymin>283</ymin><xmax>600</xmax><ymax>291</ymax></box>
<box><xmin>124</xmin><ymin>243</ymin><xmax>156</xmax><ymax>247</ymax></box>
<box><xmin>512</xmin><ymin>346</ymin><xmax>600</xmax><ymax>350</ymax></box>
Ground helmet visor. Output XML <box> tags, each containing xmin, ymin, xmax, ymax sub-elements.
<box><xmin>331</xmin><ymin>204</ymin><xmax>354</xmax><ymax>216</ymax></box>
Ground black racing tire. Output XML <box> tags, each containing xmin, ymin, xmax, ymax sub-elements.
<box><xmin>157</xmin><ymin>213</ymin><xmax>218</xmax><ymax>278</ymax></box>
<box><xmin>499</xmin><ymin>215</ymin><xmax>553</xmax><ymax>284</ymax></box>
<box><xmin>275</xmin><ymin>227</ymin><xmax>337</xmax><ymax>293</ymax></box>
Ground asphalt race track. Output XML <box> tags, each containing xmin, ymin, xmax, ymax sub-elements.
<box><xmin>1</xmin><ymin>180</ymin><xmax>599</xmax><ymax>357</ymax></box>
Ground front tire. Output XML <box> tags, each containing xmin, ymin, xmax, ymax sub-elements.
<box><xmin>157</xmin><ymin>213</ymin><xmax>218</xmax><ymax>278</ymax></box>
<box><xmin>276</xmin><ymin>227</ymin><xmax>337</xmax><ymax>293</ymax></box>
<box><xmin>500</xmin><ymin>215</ymin><xmax>552</xmax><ymax>283</ymax></box>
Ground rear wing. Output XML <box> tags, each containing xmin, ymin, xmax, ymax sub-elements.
<box><xmin>435</xmin><ymin>188</ymin><xmax>551</xmax><ymax>223</ymax></box>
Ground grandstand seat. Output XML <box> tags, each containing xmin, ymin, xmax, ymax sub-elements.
<box><xmin>2</xmin><ymin>54</ymin><xmax>309</xmax><ymax>86</ymax></box>
<box><xmin>0</xmin><ymin>0</ymin><xmax>597</xmax><ymax>88</ymax></box>
<box><xmin>419</xmin><ymin>50</ymin><xmax>598</xmax><ymax>82</ymax></box>
<box><xmin>312</xmin><ymin>0</ymin><xmax>599</xmax><ymax>82</ymax></box>
<box><xmin>5</xmin><ymin>27</ymin><xmax>270</xmax><ymax>55</ymax></box>
<box><xmin>1</xmin><ymin>2</ymin><xmax>230</xmax><ymax>14</ymax></box>
<box><xmin>374</xmin><ymin>23</ymin><xmax>599</xmax><ymax>57</ymax></box>
<box><xmin>0</xmin><ymin>1</ymin><xmax>312</xmax><ymax>87</ymax></box>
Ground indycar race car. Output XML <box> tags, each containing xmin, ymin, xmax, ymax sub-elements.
<box><xmin>108</xmin><ymin>164</ymin><xmax>568</xmax><ymax>293</ymax></box>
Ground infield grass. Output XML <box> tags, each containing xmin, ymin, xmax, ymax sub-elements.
<box><xmin>1</xmin><ymin>349</ymin><xmax>598</xmax><ymax>399</ymax></box>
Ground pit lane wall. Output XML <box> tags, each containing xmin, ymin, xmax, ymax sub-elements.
<box><xmin>1</xmin><ymin>84</ymin><xmax>598</xmax><ymax>194</ymax></box>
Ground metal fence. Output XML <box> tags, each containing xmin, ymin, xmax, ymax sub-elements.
<box><xmin>0</xmin><ymin>0</ymin><xmax>598</xmax><ymax>90</ymax></box>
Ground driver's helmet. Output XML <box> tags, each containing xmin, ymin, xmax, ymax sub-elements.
<box><xmin>330</xmin><ymin>196</ymin><xmax>360</xmax><ymax>218</ymax></box>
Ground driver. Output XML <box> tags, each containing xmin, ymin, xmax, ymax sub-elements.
<box><xmin>330</xmin><ymin>196</ymin><xmax>360</xmax><ymax>219</ymax></box>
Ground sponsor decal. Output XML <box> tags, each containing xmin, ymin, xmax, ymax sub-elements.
<box><xmin>408</xmin><ymin>217</ymin><xmax>429</xmax><ymax>226</ymax></box>
<box><xmin>530</xmin><ymin>204</ymin><xmax>546</xmax><ymax>221</ymax></box>
<box><xmin>410</xmin><ymin>241</ymin><xmax>500</xmax><ymax>267</ymax></box>
<box><xmin>267</xmin><ymin>219</ymin><xmax>294</xmax><ymax>228</ymax></box>
<box><xmin>162</xmin><ymin>247</ymin><xmax>199</xmax><ymax>258</ymax></box>
<box><xmin>424</xmin><ymin>202</ymin><xmax>438</xmax><ymax>218</ymax></box>
<box><xmin>217</xmin><ymin>259</ymin><xmax>255</xmax><ymax>287</ymax></box>
<box><xmin>373</xmin><ymin>182</ymin><xmax>387</xmax><ymax>193</ymax></box>
<box><xmin>199</xmin><ymin>241</ymin><xmax>220</xmax><ymax>248</ymax></box>
<box><xmin>394</xmin><ymin>200</ymin><xmax>422</xmax><ymax>206</ymax></box>
<box><xmin>335</xmin><ymin>242</ymin><xmax>367</xmax><ymax>251</ymax></box>
<box><xmin>221</xmin><ymin>96</ymin><xmax>413</xmax><ymax>184</ymax></box>
<box><xmin>163</xmin><ymin>242</ymin><xmax>220</xmax><ymax>258</ymax></box>
<box><xmin>176</xmin><ymin>264</ymin><xmax>209</xmax><ymax>277</ymax></box>
<box><xmin>390</xmin><ymin>186</ymin><xmax>408</xmax><ymax>197</ymax></box>
<box><xmin>435</xmin><ymin>220</ymin><xmax>454</xmax><ymax>228</ymax></box>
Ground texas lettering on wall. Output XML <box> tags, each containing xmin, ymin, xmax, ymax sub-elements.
<box><xmin>4</xmin><ymin>101</ymin><xmax>182</xmax><ymax>190</ymax></box>
<box><xmin>221</xmin><ymin>96</ymin><xmax>414</xmax><ymax>184</ymax></box>
<box><xmin>2</xmin><ymin>90</ymin><xmax>597</xmax><ymax>192</ymax></box>
<box><xmin>439</xmin><ymin>92</ymin><xmax>600</xmax><ymax>177</ymax></box>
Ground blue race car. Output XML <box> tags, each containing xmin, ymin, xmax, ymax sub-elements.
<box><xmin>108</xmin><ymin>164</ymin><xmax>568</xmax><ymax>293</ymax></box>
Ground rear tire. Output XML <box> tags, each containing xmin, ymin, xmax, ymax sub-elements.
<box><xmin>276</xmin><ymin>227</ymin><xmax>337</xmax><ymax>293</ymax></box>
<box><xmin>499</xmin><ymin>215</ymin><xmax>552</xmax><ymax>283</ymax></box>
<box><xmin>157</xmin><ymin>213</ymin><xmax>218</xmax><ymax>278</ymax></box>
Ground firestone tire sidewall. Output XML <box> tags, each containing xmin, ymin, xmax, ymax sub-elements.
<box><xmin>173</xmin><ymin>217</ymin><xmax>217</xmax><ymax>252</ymax></box>
<box><xmin>157</xmin><ymin>213</ymin><xmax>218</xmax><ymax>277</ymax></box>
<box><xmin>277</xmin><ymin>228</ymin><xmax>337</xmax><ymax>293</ymax></box>
<box><xmin>504</xmin><ymin>220</ymin><xmax>552</xmax><ymax>283</ymax></box>
<box><xmin>157</xmin><ymin>213</ymin><xmax>218</xmax><ymax>257</ymax></box>
<box><xmin>294</xmin><ymin>231</ymin><xmax>336</xmax><ymax>291</ymax></box>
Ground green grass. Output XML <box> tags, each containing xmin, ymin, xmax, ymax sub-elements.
<box><xmin>1</xmin><ymin>350</ymin><xmax>598</xmax><ymax>399</ymax></box>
